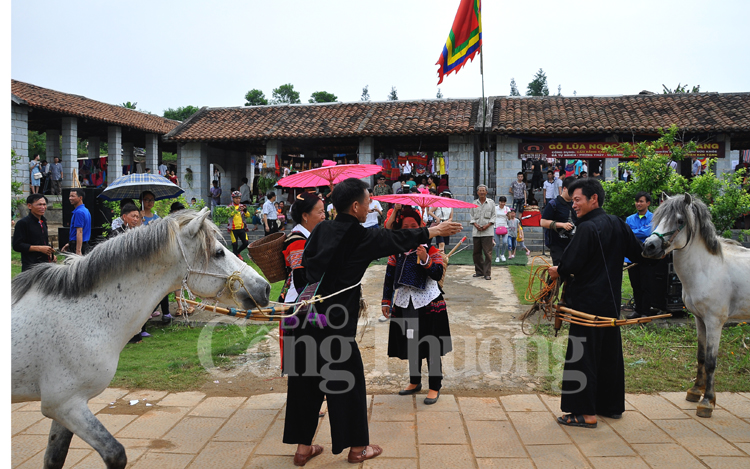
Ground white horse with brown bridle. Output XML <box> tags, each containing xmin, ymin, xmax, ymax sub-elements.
<box><xmin>642</xmin><ymin>194</ymin><xmax>750</xmax><ymax>417</ymax></box>
<box><xmin>11</xmin><ymin>208</ymin><xmax>270</xmax><ymax>469</ymax></box>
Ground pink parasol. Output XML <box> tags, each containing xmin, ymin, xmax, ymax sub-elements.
<box><xmin>372</xmin><ymin>192</ymin><xmax>477</xmax><ymax>210</ymax></box>
<box><xmin>276</xmin><ymin>160</ymin><xmax>383</xmax><ymax>188</ymax></box>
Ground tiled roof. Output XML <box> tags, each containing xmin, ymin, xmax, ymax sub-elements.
<box><xmin>490</xmin><ymin>93</ymin><xmax>750</xmax><ymax>134</ymax></box>
<box><xmin>11</xmin><ymin>80</ymin><xmax>179</xmax><ymax>134</ymax></box>
<box><xmin>165</xmin><ymin>99</ymin><xmax>481</xmax><ymax>141</ymax></box>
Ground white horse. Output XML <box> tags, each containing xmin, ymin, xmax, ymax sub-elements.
<box><xmin>11</xmin><ymin>208</ymin><xmax>270</xmax><ymax>469</ymax></box>
<box><xmin>642</xmin><ymin>194</ymin><xmax>750</xmax><ymax>418</ymax></box>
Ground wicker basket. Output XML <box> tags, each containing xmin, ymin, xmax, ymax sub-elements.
<box><xmin>247</xmin><ymin>232</ymin><xmax>287</xmax><ymax>283</ymax></box>
<box><xmin>438</xmin><ymin>251</ymin><xmax>450</xmax><ymax>290</ymax></box>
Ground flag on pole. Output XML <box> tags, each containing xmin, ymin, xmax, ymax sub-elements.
<box><xmin>435</xmin><ymin>0</ymin><xmax>482</xmax><ymax>85</ymax></box>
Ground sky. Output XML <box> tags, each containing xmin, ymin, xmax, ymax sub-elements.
<box><xmin>10</xmin><ymin>0</ymin><xmax>750</xmax><ymax>117</ymax></box>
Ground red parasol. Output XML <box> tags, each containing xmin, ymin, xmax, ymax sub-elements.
<box><xmin>277</xmin><ymin>160</ymin><xmax>383</xmax><ymax>188</ymax></box>
<box><xmin>372</xmin><ymin>193</ymin><xmax>477</xmax><ymax>210</ymax></box>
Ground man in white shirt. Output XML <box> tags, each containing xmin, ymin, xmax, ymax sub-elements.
<box><xmin>362</xmin><ymin>189</ymin><xmax>382</xmax><ymax>229</ymax></box>
<box><xmin>262</xmin><ymin>191</ymin><xmax>279</xmax><ymax>236</ymax></box>
<box><xmin>158</xmin><ymin>162</ymin><xmax>168</xmax><ymax>177</ymax></box>
<box><xmin>542</xmin><ymin>171</ymin><xmax>557</xmax><ymax>206</ymax></box>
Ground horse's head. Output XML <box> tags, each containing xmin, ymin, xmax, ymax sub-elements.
<box><xmin>643</xmin><ymin>193</ymin><xmax>720</xmax><ymax>259</ymax></box>
<box><xmin>175</xmin><ymin>208</ymin><xmax>270</xmax><ymax>310</ymax></box>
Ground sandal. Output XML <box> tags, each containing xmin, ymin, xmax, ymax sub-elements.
<box><xmin>186</xmin><ymin>306</ymin><xmax>195</xmax><ymax>315</ymax></box>
<box><xmin>557</xmin><ymin>414</ymin><xmax>597</xmax><ymax>428</ymax></box>
<box><xmin>347</xmin><ymin>445</ymin><xmax>383</xmax><ymax>464</ymax></box>
<box><xmin>293</xmin><ymin>444</ymin><xmax>323</xmax><ymax>466</ymax></box>
<box><xmin>175</xmin><ymin>309</ymin><xmax>184</xmax><ymax>317</ymax></box>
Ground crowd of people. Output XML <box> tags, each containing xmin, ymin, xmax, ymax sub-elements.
<box><xmin>13</xmin><ymin>163</ymin><xmax>691</xmax><ymax>464</ymax></box>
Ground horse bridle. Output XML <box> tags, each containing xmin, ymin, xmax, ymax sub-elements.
<box><xmin>652</xmin><ymin>221</ymin><xmax>690</xmax><ymax>251</ymax></box>
<box><xmin>175</xmin><ymin>234</ymin><xmax>264</xmax><ymax>313</ymax></box>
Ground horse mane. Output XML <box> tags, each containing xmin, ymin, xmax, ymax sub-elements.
<box><xmin>11</xmin><ymin>210</ymin><xmax>221</xmax><ymax>305</ymax></box>
<box><xmin>653</xmin><ymin>194</ymin><xmax>722</xmax><ymax>256</ymax></box>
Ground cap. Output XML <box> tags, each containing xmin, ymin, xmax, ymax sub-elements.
<box><xmin>440</xmin><ymin>190</ymin><xmax>453</xmax><ymax>197</ymax></box>
<box><xmin>231</xmin><ymin>191</ymin><xmax>241</xmax><ymax>198</ymax></box>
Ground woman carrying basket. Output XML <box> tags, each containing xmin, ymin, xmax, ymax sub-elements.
<box><xmin>279</xmin><ymin>193</ymin><xmax>327</xmax><ymax>376</ymax></box>
<box><xmin>381</xmin><ymin>210</ymin><xmax>452</xmax><ymax>405</ymax></box>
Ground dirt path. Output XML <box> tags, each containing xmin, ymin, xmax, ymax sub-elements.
<box><xmin>195</xmin><ymin>264</ymin><xmax>551</xmax><ymax>398</ymax></box>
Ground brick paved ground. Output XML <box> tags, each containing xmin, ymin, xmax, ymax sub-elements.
<box><xmin>11</xmin><ymin>390</ymin><xmax>750</xmax><ymax>468</ymax></box>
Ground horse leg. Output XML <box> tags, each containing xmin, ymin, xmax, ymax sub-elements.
<box><xmin>44</xmin><ymin>401</ymin><xmax>126</xmax><ymax>469</ymax></box>
<box><xmin>43</xmin><ymin>420</ymin><xmax>74</xmax><ymax>469</ymax></box>
<box><xmin>696</xmin><ymin>321</ymin><xmax>722</xmax><ymax>418</ymax></box>
<box><xmin>686</xmin><ymin>315</ymin><xmax>706</xmax><ymax>402</ymax></box>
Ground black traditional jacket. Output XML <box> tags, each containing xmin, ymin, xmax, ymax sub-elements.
<box><xmin>302</xmin><ymin>213</ymin><xmax>429</xmax><ymax>337</ymax></box>
<box><xmin>557</xmin><ymin>208</ymin><xmax>645</xmax><ymax>318</ymax></box>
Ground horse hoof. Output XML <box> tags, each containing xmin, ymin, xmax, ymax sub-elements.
<box><xmin>696</xmin><ymin>403</ymin><xmax>714</xmax><ymax>418</ymax></box>
<box><xmin>685</xmin><ymin>389</ymin><xmax>702</xmax><ymax>402</ymax></box>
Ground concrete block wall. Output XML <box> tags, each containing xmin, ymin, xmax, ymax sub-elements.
<box><xmin>107</xmin><ymin>126</ymin><xmax>122</xmax><ymax>184</ymax></box>
<box><xmin>11</xmin><ymin>104</ymin><xmax>29</xmax><ymax>194</ymax></box>
<box><xmin>448</xmin><ymin>135</ymin><xmax>476</xmax><ymax>243</ymax></box>
<box><xmin>359</xmin><ymin>137</ymin><xmax>375</xmax><ymax>187</ymax></box>
<box><xmin>716</xmin><ymin>135</ymin><xmax>732</xmax><ymax>175</ymax></box>
<box><xmin>495</xmin><ymin>136</ymin><xmax>522</xmax><ymax>202</ymax></box>
<box><xmin>144</xmin><ymin>134</ymin><xmax>159</xmax><ymax>173</ymax></box>
<box><xmin>45</xmin><ymin>130</ymin><xmax>60</xmax><ymax>163</ymax></box>
<box><xmin>180</xmin><ymin>142</ymin><xmax>208</xmax><ymax>204</ymax></box>
<box><xmin>61</xmin><ymin>117</ymin><xmax>78</xmax><ymax>189</ymax></box>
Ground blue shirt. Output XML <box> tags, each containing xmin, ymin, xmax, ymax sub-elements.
<box><xmin>625</xmin><ymin>210</ymin><xmax>653</xmax><ymax>263</ymax></box>
<box><xmin>70</xmin><ymin>204</ymin><xmax>92</xmax><ymax>243</ymax></box>
<box><xmin>142</xmin><ymin>213</ymin><xmax>160</xmax><ymax>226</ymax></box>
<box><xmin>626</xmin><ymin>210</ymin><xmax>654</xmax><ymax>243</ymax></box>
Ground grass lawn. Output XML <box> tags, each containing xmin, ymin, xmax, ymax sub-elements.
<box><xmin>508</xmin><ymin>264</ymin><xmax>749</xmax><ymax>394</ymax></box>
<box><xmin>111</xmin><ymin>322</ymin><xmax>268</xmax><ymax>391</ymax></box>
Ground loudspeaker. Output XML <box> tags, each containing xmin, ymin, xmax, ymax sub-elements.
<box><xmin>62</xmin><ymin>188</ymin><xmax>112</xmax><ymax>229</ymax></box>
<box><xmin>652</xmin><ymin>253</ymin><xmax>685</xmax><ymax>313</ymax></box>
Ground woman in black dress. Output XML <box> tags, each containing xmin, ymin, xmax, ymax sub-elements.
<box><xmin>381</xmin><ymin>210</ymin><xmax>452</xmax><ymax>404</ymax></box>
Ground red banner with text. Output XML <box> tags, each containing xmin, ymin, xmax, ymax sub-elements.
<box><xmin>518</xmin><ymin>142</ymin><xmax>725</xmax><ymax>159</ymax></box>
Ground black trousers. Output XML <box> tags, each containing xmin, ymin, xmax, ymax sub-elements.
<box><xmin>560</xmin><ymin>323</ymin><xmax>625</xmax><ymax>416</ymax></box>
<box><xmin>627</xmin><ymin>262</ymin><xmax>657</xmax><ymax>315</ymax></box>
<box><xmin>264</xmin><ymin>219</ymin><xmax>279</xmax><ymax>237</ymax></box>
<box><xmin>549</xmin><ymin>244</ymin><xmax>565</xmax><ymax>266</ymax></box>
<box><xmin>232</xmin><ymin>229</ymin><xmax>249</xmax><ymax>256</ymax></box>
<box><xmin>409</xmin><ymin>356</ymin><xmax>443</xmax><ymax>391</ymax></box>
<box><xmin>282</xmin><ymin>327</ymin><xmax>369</xmax><ymax>454</ymax></box>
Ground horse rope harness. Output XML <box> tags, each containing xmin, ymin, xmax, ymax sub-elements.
<box><xmin>174</xmin><ymin>234</ymin><xmax>362</xmax><ymax>321</ymax></box>
<box><xmin>653</xmin><ymin>220</ymin><xmax>689</xmax><ymax>251</ymax></box>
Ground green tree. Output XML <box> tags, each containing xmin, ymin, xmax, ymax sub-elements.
<box><xmin>509</xmin><ymin>78</ymin><xmax>520</xmax><ymax>96</ymax></box>
<box><xmin>29</xmin><ymin>131</ymin><xmax>46</xmax><ymax>159</ymax></box>
<box><xmin>387</xmin><ymin>86</ymin><xmax>398</xmax><ymax>101</ymax></box>
<box><xmin>271</xmin><ymin>84</ymin><xmax>301</xmax><ymax>105</ymax></box>
<box><xmin>436</xmin><ymin>88</ymin><xmax>444</xmax><ymax>99</ymax></box>
<box><xmin>163</xmin><ymin>106</ymin><xmax>200</xmax><ymax>121</ymax></box>
<box><xmin>361</xmin><ymin>85</ymin><xmax>370</xmax><ymax>101</ymax></box>
<box><xmin>599</xmin><ymin>125</ymin><xmax>750</xmax><ymax>232</ymax></box>
<box><xmin>309</xmin><ymin>91</ymin><xmax>338</xmax><ymax>103</ymax></box>
<box><xmin>556</xmin><ymin>84</ymin><xmax>562</xmax><ymax>96</ymax></box>
<box><xmin>121</xmin><ymin>101</ymin><xmax>137</xmax><ymax>109</ymax></box>
<box><xmin>526</xmin><ymin>69</ymin><xmax>549</xmax><ymax>96</ymax></box>
<box><xmin>244</xmin><ymin>89</ymin><xmax>268</xmax><ymax>106</ymax></box>
<box><xmin>602</xmin><ymin>125</ymin><xmax>693</xmax><ymax>218</ymax></box>
<box><xmin>688</xmin><ymin>163</ymin><xmax>750</xmax><ymax>232</ymax></box>
<box><xmin>663</xmin><ymin>83</ymin><xmax>701</xmax><ymax>94</ymax></box>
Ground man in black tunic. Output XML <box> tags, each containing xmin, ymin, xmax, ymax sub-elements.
<box><xmin>13</xmin><ymin>193</ymin><xmax>56</xmax><ymax>271</ymax></box>
<box><xmin>282</xmin><ymin>178</ymin><xmax>462</xmax><ymax>465</ymax></box>
<box><xmin>548</xmin><ymin>178</ymin><xmax>646</xmax><ymax>428</ymax></box>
